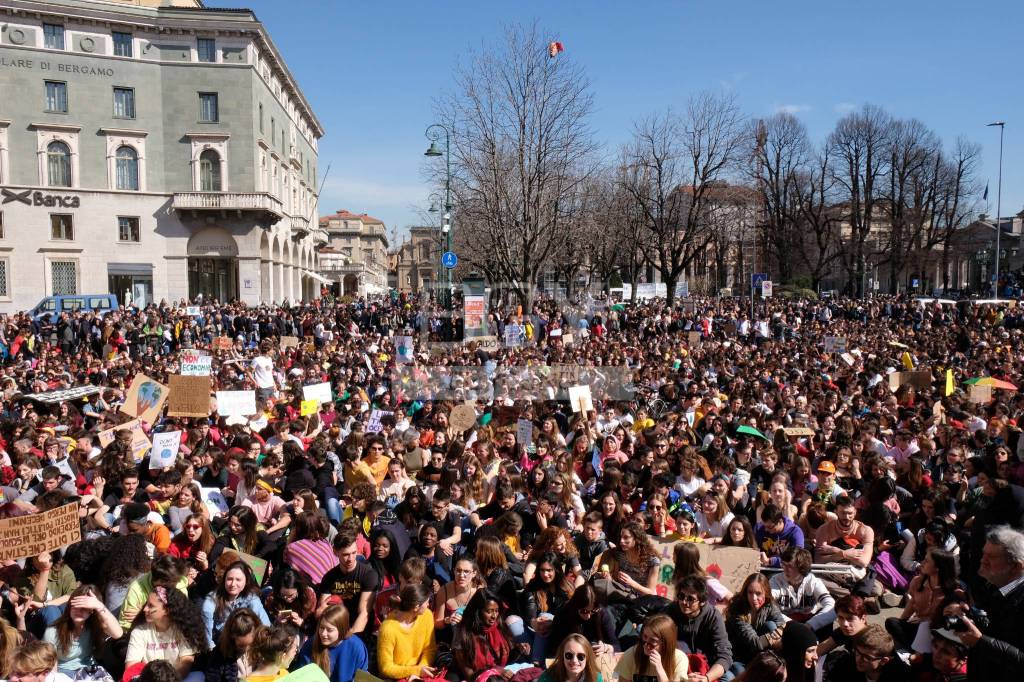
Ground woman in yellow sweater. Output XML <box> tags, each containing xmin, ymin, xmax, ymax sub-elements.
<box><xmin>377</xmin><ymin>582</ymin><xmax>437</xmax><ymax>681</ymax></box>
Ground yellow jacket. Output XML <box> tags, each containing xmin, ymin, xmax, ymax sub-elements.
<box><xmin>376</xmin><ymin>610</ymin><xmax>436</xmax><ymax>680</ymax></box>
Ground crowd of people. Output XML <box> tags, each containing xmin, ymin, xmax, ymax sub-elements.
<box><xmin>0</xmin><ymin>292</ymin><xmax>1020</xmax><ymax>682</ymax></box>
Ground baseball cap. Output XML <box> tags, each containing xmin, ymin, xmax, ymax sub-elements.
<box><xmin>817</xmin><ymin>460</ymin><xmax>837</xmax><ymax>474</ymax></box>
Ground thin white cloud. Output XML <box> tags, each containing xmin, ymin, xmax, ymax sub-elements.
<box><xmin>774</xmin><ymin>104</ymin><xmax>811</xmax><ymax>115</ymax></box>
<box><xmin>834</xmin><ymin>102</ymin><xmax>856</xmax><ymax>114</ymax></box>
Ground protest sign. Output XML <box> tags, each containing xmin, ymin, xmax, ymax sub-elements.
<box><xmin>302</xmin><ymin>382</ymin><xmax>332</xmax><ymax>405</ymax></box>
<box><xmin>783</xmin><ymin>427</ymin><xmax>815</xmax><ymax>437</ymax></box>
<box><xmin>280</xmin><ymin>336</ymin><xmax>300</xmax><ymax>349</ymax></box>
<box><xmin>25</xmin><ymin>386</ymin><xmax>102</xmax><ymax>403</ymax></box>
<box><xmin>150</xmin><ymin>431</ymin><xmax>182</xmax><ymax>469</ymax></box>
<box><xmin>98</xmin><ymin>419</ymin><xmax>151</xmax><ymax>462</ymax></box>
<box><xmin>216</xmin><ymin>390</ymin><xmax>257</xmax><ymax>417</ymax></box>
<box><xmin>823</xmin><ymin>336</ymin><xmax>847</xmax><ymax>354</ymax></box>
<box><xmin>120</xmin><ymin>374</ymin><xmax>168</xmax><ymax>425</ymax></box>
<box><xmin>889</xmin><ymin>371</ymin><xmax>932</xmax><ymax>392</ymax></box>
<box><xmin>166</xmin><ymin>375</ymin><xmax>211</xmax><ymax>418</ymax></box>
<box><xmin>300</xmin><ymin>399</ymin><xmax>319</xmax><ymax>417</ymax></box>
<box><xmin>394</xmin><ymin>336</ymin><xmax>414</xmax><ymax>364</ymax></box>
<box><xmin>366</xmin><ymin>409</ymin><xmax>392</xmax><ymax>433</ymax></box>
<box><xmin>212</xmin><ymin>336</ymin><xmax>234</xmax><ymax>351</ymax></box>
<box><xmin>185</xmin><ymin>306</ymin><xmax>201</xmax><ymax>317</ymax></box>
<box><xmin>840</xmin><ymin>352</ymin><xmax>856</xmax><ymax>367</ymax></box>
<box><xmin>969</xmin><ymin>384</ymin><xmax>992</xmax><ymax>404</ymax></box>
<box><xmin>516</xmin><ymin>418</ymin><xmax>534</xmax><ymax>447</ymax></box>
<box><xmin>235</xmin><ymin>550</ymin><xmax>269</xmax><ymax>585</ymax></box>
<box><xmin>647</xmin><ymin>537</ymin><xmax>761</xmax><ymax>596</ymax></box>
<box><xmin>723</xmin><ymin>322</ymin><xmax>738</xmax><ymax>337</ymax></box>
<box><xmin>180</xmin><ymin>349</ymin><xmax>212</xmax><ymax>377</ymax></box>
<box><xmin>562</xmin><ymin>333</ymin><xmax>574</xmax><ymax>346</ymax></box>
<box><xmin>200</xmin><ymin>487</ymin><xmax>229</xmax><ymax>515</ymax></box>
<box><xmin>449</xmin><ymin>403</ymin><xmax>478</xmax><ymax>433</ymax></box>
<box><xmin>0</xmin><ymin>503</ymin><xmax>81</xmax><ymax>561</ymax></box>
<box><xmin>688</xmin><ymin>331</ymin><xmax>702</xmax><ymax>346</ymax></box>
<box><xmin>503</xmin><ymin>324</ymin><xmax>525</xmax><ymax>348</ymax></box>
<box><xmin>568</xmin><ymin>385</ymin><xmax>594</xmax><ymax>413</ymax></box>
<box><xmin>901</xmin><ymin>351</ymin><xmax>915</xmax><ymax>370</ymax></box>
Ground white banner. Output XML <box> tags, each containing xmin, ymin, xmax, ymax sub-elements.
<box><xmin>302</xmin><ymin>382</ymin><xmax>333</xmax><ymax>404</ymax></box>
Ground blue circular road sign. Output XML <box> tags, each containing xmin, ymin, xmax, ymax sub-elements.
<box><xmin>441</xmin><ymin>251</ymin><xmax>458</xmax><ymax>269</ymax></box>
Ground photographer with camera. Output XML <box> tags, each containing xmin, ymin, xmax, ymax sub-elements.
<box><xmin>943</xmin><ymin>525</ymin><xmax>1024</xmax><ymax>682</ymax></box>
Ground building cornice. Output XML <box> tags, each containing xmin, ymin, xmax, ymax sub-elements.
<box><xmin>29</xmin><ymin>122</ymin><xmax>83</xmax><ymax>132</ymax></box>
<box><xmin>99</xmin><ymin>127</ymin><xmax>147</xmax><ymax>137</ymax></box>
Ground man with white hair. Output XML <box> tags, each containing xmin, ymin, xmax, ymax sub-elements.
<box><xmin>944</xmin><ymin>525</ymin><xmax>1024</xmax><ymax>682</ymax></box>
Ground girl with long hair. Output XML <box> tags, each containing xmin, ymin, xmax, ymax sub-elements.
<box><xmin>475</xmin><ymin>536</ymin><xmax>518</xmax><ymax>608</ymax></box>
<box><xmin>523</xmin><ymin>527</ymin><xmax>583</xmax><ymax>587</ymax></box>
<box><xmin>216</xmin><ymin>506</ymin><xmax>265</xmax><ymax>556</ymax></box>
<box><xmin>521</xmin><ymin>553</ymin><xmax>575</xmax><ymax>663</ymax></box>
<box><xmin>100</xmin><ymin>534</ymin><xmax>151</xmax><ymax>614</ymax></box>
<box><xmin>298</xmin><ymin>605</ymin><xmax>368</xmax><ymax>682</ymax></box>
<box><xmin>461</xmin><ymin>455</ymin><xmax>489</xmax><ymax>509</ymax></box>
<box><xmin>283</xmin><ymin>511</ymin><xmax>338</xmax><ymax>586</ymax></box>
<box><xmin>595</xmin><ymin>520</ymin><xmax>659</xmax><ymax>598</ymax></box>
<box><xmin>614</xmin><ymin>613</ymin><xmax>688</xmax><ymax>682</ymax></box>
<box><xmin>696</xmin><ymin>490</ymin><xmax>735</xmax><ymax>543</ymax></box>
<box><xmin>201</xmin><ymin>561</ymin><xmax>271</xmax><ymax>648</ymax></box>
<box><xmin>885</xmin><ymin>548</ymin><xmax>958</xmax><ymax>652</ymax></box>
<box><xmin>548</xmin><ymin>585</ymin><xmax>620</xmax><ymax>657</ymax></box>
<box><xmin>43</xmin><ymin>584</ymin><xmax>123</xmax><ymax>675</ymax></box>
<box><xmin>540</xmin><ymin>635</ymin><xmax>599</xmax><ymax>682</ymax></box>
<box><xmin>167</xmin><ymin>483</ymin><xmax>207</xmax><ymax>534</ymax></box>
<box><xmin>726</xmin><ymin>574</ymin><xmax>786</xmax><ymax>667</ymax></box>
<box><xmin>124</xmin><ymin>586</ymin><xmax>208</xmax><ymax>677</ymax></box>
<box><xmin>204</xmin><ymin>608</ymin><xmax>262</xmax><ymax>682</ymax></box>
<box><xmin>434</xmin><ymin>557</ymin><xmax>484</xmax><ymax>630</ymax></box>
<box><xmin>672</xmin><ymin>542</ymin><xmax>732</xmax><ymax>608</ymax></box>
<box><xmin>376</xmin><ymin>583</ymin><xmax>437</xmax><ymax>681</ymax></box>
<box><xmin>595</xmin><ymin>491</ymin><xmax>626</xmax><ymax>545</ymax></box>
<box><xmin>263</xmin><ymin>567</ymin><xmax>317</xmax><ymax>631</ymax></box>
<box><xmin>721</xmin><ymin>517</ymin><xmax>758</xmax><ymax>549</ymax></box>
<box><xmin>368</xmin><ymin>527</ymin><xmax>403</xmax><ymax>591</ymax></box>
<box><xmin>452</xmin><ymin>589</ymin><xmax>529</xmax><ymax>682</ymax></box>
<box><xmin>169</xmin><ymin>514</ymin><xmax>218</xmax><ymax>584</ymax></box>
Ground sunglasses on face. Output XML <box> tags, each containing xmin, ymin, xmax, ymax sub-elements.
<box><xmin>564</xmin><ymin>652</ymin><xmax>587</xmax><ymax>662</ymax></box>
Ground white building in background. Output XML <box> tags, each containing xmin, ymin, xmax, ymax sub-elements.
<box><xmin>318</xmin><ymin>209</ymin><xmax>389</xmax><ymax>298</ymax></box>
<box><xmin>0</xmin><ymin>0</ymin><xmax>326</xmax><ymax>312</ymax></box>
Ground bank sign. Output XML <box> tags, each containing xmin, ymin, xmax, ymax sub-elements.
<box><xmin>1</xmin><ymin>188</ymin><xmax>80</xmax><ymax>208</ymax></box>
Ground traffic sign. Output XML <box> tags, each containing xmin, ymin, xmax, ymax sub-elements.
<box><xmin>761</xmin><ymin>280</ymin><xmax>773</xmax><ymax>297</ymax></box>
<box><xmin>441</xmin><ymin>251</ymin><xmax>458</xmax><ymax>269</ymax></box>
<box><xmin>751</xmin><ymin>272</ymin><xmax>768</xmax><ymax>288</ymax></box>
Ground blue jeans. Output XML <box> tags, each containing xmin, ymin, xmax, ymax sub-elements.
<box><xmin>325</xmin><ymin>496</ymin><xmax>342</xmax><ymax>526</ymax></box>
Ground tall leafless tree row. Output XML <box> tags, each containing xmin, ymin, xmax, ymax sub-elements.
<box><xmin>431</xmin><ymin>24</ymin><xmax>983</xmax><ymax>302</ymax></box>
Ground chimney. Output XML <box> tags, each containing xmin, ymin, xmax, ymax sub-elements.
<box><xmin>979</xmin><ymin>213</ymin><xmax>989</xmax><ymax>222</ymax></box>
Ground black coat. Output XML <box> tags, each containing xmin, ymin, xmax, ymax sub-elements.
<box><xmin>969</xmin><ymin>579</ymin><xmax>1024</xmax><ymax>682</ymax></box>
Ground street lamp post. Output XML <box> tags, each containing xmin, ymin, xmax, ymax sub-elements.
<box><xmin>987</xmin><ymin>121</ymin><xmax>1005</xmax><ymax>296</ymax></box>
<box><xmin>424</xmin><ymin>124</ymin><xmax>453</xmax><ymax>329</ymax></box>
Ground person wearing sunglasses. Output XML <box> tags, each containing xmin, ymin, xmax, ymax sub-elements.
<box><xmin>540</xmin><ymin>634</ymin><xmax>600</xmax><ymax>682</ymax></box>
<box><xmin>665</xmin><ymin>576</ymin><xmax>732</xmax><ymax>682</ymax></box>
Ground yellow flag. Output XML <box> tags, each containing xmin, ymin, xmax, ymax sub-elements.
<box><xmin>901</xmin><ymin>351</ymin><xmax>914</xmax><ymax>370</ymax></box>
<box><xmin>945</xmin><ymin>369</ymin><xmax>954</xmax><ymax>397</ymax></box>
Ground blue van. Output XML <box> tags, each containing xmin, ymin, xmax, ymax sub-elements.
<box><xmin>31</xmin><ymin>294</ymin><xmax>118</xmax><ymax>324</ymax></box>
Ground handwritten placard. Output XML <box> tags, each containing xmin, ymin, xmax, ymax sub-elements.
<box><xmin>180</xmin><ymin>350</ymin><xmax>212</xmax><ymax>376</ymax></box>
<box><xmin>647</xmin><ymin>537</ymin><xmax>761</xmax><ymax>597</ymax></box>
<box><xmin>280</xmin><ymin>336</ymin><xmax>300</xmax><ymax>349</ymax></box>
<box><xmin>151</xmin><ymin>431</ymin><xmax>182</xmax><ymax>469</ymax></box>
<box><xmin>212</xmin><ymin>337</ymin><xmax>234</xmax><ymax>351</ymax></box>
<box><xmin>366</xmin><ymin>409</ymin><xmax>392</xmax><ymax>433</ymax></box>
<box><xmin>97</xmin><ymin>419</ymin><xmax>151</xmax><ymax>462</ymax></box>
<box><xmin>120</xmin><ymin>374</ymin><xmax>168</xmax><ymax>425</ymax></box>
<box><xmin>216</xmin><ymin>390</ymin><xmax>257</xmax><ymax>417</ymax></box>
<box><xmin>302</xmin><ymin>382</ymin><xmax>332</xmax><ymax>404</ymax></box>
<box><xmin>568</xmin><ymin>385</ymin><xmax>594</xmax><ymax>413</ymax></box>
<box><xmin>0</xmin><ymin>503</ymin><xmax>81</xmax><ymax>561</ymax></box>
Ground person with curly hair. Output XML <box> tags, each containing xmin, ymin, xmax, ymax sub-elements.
<box><xmin>125</xmin><ymin>585</ymin><xmax>208</xmax><ymax>678</ymax></box>
<box><xmin>99</xmin><ymin>534</ymin><xmax>151</xmax><ymax>616</ymax></box>
<box><xmin>594</xmin><ymin>519</ymin><xmax>660</xmax><ymax>598</ymax></box>
<box><xmin>523</xmin><ymin>527</ymin><xmax>583</xmax><ymax>587</ymax></box>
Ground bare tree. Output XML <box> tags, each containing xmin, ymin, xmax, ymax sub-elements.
<box><xmin>934</xmin><ymin>139</ymin><xmax>983</xmax><ymax>291</ymax></box>
<box><xmin>790</xmin><ymin>146</ymin><xmax>845</xmax><ymax>291</ymax></box>
<box><xmin>436</xmin><ymin>22</ymin><xmax>598</xmax><ymax>306</ymax></box>
<box><xmin>620</xmin><ymin>93</ymin><xmax>744</xmax><ymax>305</ymax></box>
<box><xmin>748</xmin><ymin>113</ymin><xmax>810</xmax><ymax>283</ymax></box>
<box><xmin>827</xmin><ymin>105</ymin><xmax>892</xmax><ymax>296</ymax></box>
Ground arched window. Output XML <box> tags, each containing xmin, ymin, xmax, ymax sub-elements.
<box><xmin>199</xmin><ymin>149</ymin><xmax>221</xmax><ymax>191</ymax></box>
<box><xmin>46</xmin><ymin>141</ymin><xmax>71</xmax><ymax>187</ymax></box>
<box><xmin>115</xmin><ymin>145</ymin><xmax>139</xmax><ymax>190</ymax></box>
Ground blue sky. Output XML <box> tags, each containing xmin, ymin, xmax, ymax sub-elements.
<box><xmin>229</xmin><ymin>0</ymin><xmax>1023</xmax><ymax>245</ymax></box>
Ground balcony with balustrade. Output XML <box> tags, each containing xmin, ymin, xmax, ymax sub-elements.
<box><xmin>172</xmin><ymin>192</ymin><xmax>285</xmax><ymax>226</ymax></box>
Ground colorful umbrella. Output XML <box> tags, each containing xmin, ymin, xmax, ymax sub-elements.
<box><xmin>736</xmin><ymin>425</ymin><xmax>770</xmax><ymax>441</ymax></box>
<box><xmin>964</xmin><ymin>377</ymin><xmax>1018</xmax><ymax>391</ymax></box>
<box><xmin>611</xmin><ymin>304</ymin><xmax>625</xmax><ymax>312</ymax></box>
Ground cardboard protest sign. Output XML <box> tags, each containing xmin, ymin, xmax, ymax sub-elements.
<box><xmin>568</xmin><ymin>385</ymin><xmax>594</xmax><ymax>413</ymax></box>
<box><xmin>647</xmin><ymin>537</ymin><xmax>761</xmax><ymax>596</ymax></box>
<box><xmin>216</xmin><ymin>390</ymin><xmax>257</xmax><ymax>417</ymax></box>
<box><xmin>723</xmin><ymin>322</ymin><xmax>738</xmax><ymax>337</ymax></box>
<box><xmin>889</xmin><ymin>371</ymin><xmax>931</xmax><ymax>392</ymax></box>
<box><xmin>688</xmin><ymin>331</ymin><xmax>702</xmax><ymax>346</ymax></box>
<box><xmin>180</xmin><ymin>349</ymin><xmax>212</xmax><ymax>376</ymax></box>
<box><xmin>562</xmin><ymin>333</ymin><xmax>574</xmax><ymax>346</ymax></box>
<box><xmin>98</xmin><ymin>419</ymin><xmax>151</xmax><ymax>462</ymax></box>
<box><xmin>783</xmin><ymin>427</ymin><xmax>815</xmax><ymax>437</ymax></box>
<box><xmin>120</xmin><ymin>374</ymin><xmax>168</xmax><ymax>425</ymax></box>
<box><xmin>212</xmin><ymin>337</ymin><xmax>234</xmax><ymax>351</ymax></box>
<box><xmin>300</xmin><ymin>399</ymin><xmax>319</xmax><ymax>417</ymax></box>
<box><xmin>969</xmin><ymin>384</ymin><xmax>992</xmax><ymax>404</ymax></box>
<box><xmin>366</xmin><ymin>409</ymin><xmax>392</xmax><ymax>433</ymax></box>
<box><xmin>235</xmin><ymin>550</ymin><xmax>269</xmax><ymax>585</ymax></box>
<box><xmin>302</xmin><ymin>382</ymin><xmax>332</xmax><ymax>405</ymax></box>
<box><xmin>0</xmin><ymin>503</ymin><xmax>81</xmax><ymax>561</ymax></box>
<box><xmin>280</xmin><ymin>336</ymin><xmax>300</xmax><ymax>349</ymax></box>
<box><xmin>150</xmin><ymin>431</ymin><xmax>182</xmax><ymax>469</ymax></box>
<box><xmin>166</xmin><ymin>375</ymin><xmax>211</xmax><ymax>418</ymax></box>
<box><xmin>200</xmin><ymin>487</ymin><xmax>229</xmax><ymax>515</ymax></box>
<box><xmin>516</xmin><ymin>418</ymin><xmax>534</xmax><ymax>446</ymax></box>
<box><xmin>823</xmin><ymin>336</ymin><xmax>847</xmax><ymax>354</ymax></box>
<box><xmin>449</xmin><ymin>403</ymin><xmax>478</xmax><ymax>433</ymax></box>
<box><xmin>840</xmin><ymin>352</ymin><xmax>856</xmax><ymax>367</ymax></box>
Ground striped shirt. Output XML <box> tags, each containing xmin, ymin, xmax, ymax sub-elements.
<box><xmin>284</xmin><ymin>538</ymin><xmax>339</xmax><ymax>585</ymax></box>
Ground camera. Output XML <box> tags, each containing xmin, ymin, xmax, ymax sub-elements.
<box><xmin>944</xmin><ymin>607</ymin><xmax>990</xmax><ymax>632</ymax></box>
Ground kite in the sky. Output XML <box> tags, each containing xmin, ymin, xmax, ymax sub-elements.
<box><xmin>548</xmin><ymin>41</ymin><xmax>564</xmax><ymax>58</ymax></box>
